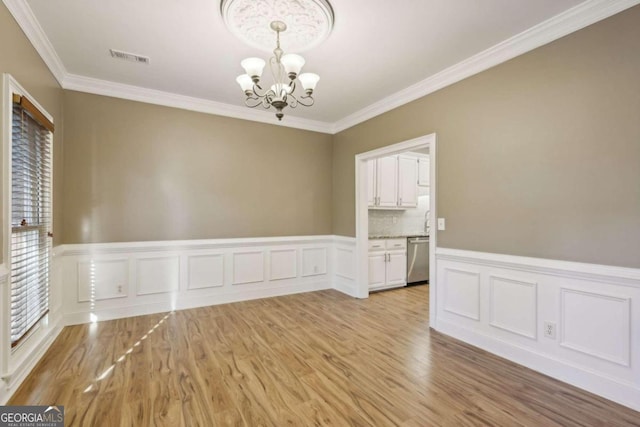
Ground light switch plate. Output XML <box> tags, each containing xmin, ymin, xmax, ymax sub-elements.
<box><xmin>437</xmin><ymin>218</ymin><xmax>446</xmax><ymax>230</ymax></box>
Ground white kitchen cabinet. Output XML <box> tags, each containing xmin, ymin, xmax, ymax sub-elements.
<box><xmin>418</xmin><ymin>155</ymin><xmax>430</xmax><ymax>187</ymax></box>
<box><xmin>368</xmin><ymin>154</ymin><xmax>418</xmax><ymax>209</ymax></box>
<box><xmin>376</xmin><ymin>155</ymin><xmax>398</xmax><ymax>208</ymax></box>
<box><xmin>368</xmin><ymin>253</ymin><xmax>387</xmax><ymax>289</ymax></box>
<box><xmin>386</xmin><ymin>253</ymin><xmax>407</xmax><ymax>285</ymax></box>
<box><xmin>367</xmin><ymin>159</ymin><xmax>376</xmax><ymax>206</ymax></box>
<box><xmin>398</xmin><ymin>155</ymin><xmax>418</xmax><ymax>208</ymax></box>
<box><xmin>368</xmin><ymin>238</ymin><xmax>407</xmax><ymax>291</ymax></box>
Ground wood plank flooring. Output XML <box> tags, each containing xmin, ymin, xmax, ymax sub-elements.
<box><xmin>9</xmin><ymin>286</ymin><xmax>640</xmax><ymax>426</ymax></box>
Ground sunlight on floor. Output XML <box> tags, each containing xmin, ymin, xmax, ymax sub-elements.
<box><xmin>83</xmin><ymin>312</ymin><xmax>172</xmax><ymax>393</ymax></box>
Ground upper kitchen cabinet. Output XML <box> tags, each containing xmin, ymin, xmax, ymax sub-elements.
<box><xmin>418</xmin><ymin>154</ymin><xmax>430</xmax><ymax>187</ymax></box>
<box><xmin>398</xmin><ymin>155</ymin><xmax>418</xmax><ymax>208</ymax></box>
<box><xmin>367</xmin><ymin>159</ymin><xmax>377</xmax><ymax>206</ymax></box>
<box><xmin>368</xmin><ymin>154</ymin><xmax>418</xmax><ymax>209</ymax></box>
<box><xmin>376</xmin><ymin>155</ymin><xmax>398</xmax><ymax>208</ymax></box>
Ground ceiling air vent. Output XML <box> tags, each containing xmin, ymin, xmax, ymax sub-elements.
<box><xmin>109</xmin><ymin>49</ymin><xmax>150</xmax><ymax>64</ymax></box>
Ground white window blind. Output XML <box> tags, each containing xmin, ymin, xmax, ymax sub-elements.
<box><xmin>10</xmin><ymin>94</ymin><xmax>53</xmax><ymax>347</ymax></box>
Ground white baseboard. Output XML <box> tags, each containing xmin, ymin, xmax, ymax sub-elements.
<box><xmin>333</xmin><ymin>277</ymin><xmax>358</xmax><ymax>298</ymax></box>
<box><xmin>435</xmin><ymin>248</ymin><xmax>640</xmax><ymax>412</ymax></box>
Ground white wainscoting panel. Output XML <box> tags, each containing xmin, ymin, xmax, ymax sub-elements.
<box><xmin>187</xmin><ymin>254</ymin><xmax>224</xmax><ymax>290</ymax></box>
<box><xmin>443</xmin><ymin>268</ymin><xmax>481</xmax><ymax>321</ymax></box>
<box><xmin>136</xmin><ymin>256</ymin><xmax>180</xmax><ymax>295</ymax></box>
<box><xmin>560</xmin><ymin>288</ymin><xmax>631</xmax><ymax>367</ymax></box>
<box><xmin>333</xmin><ymin>237</ymin><xmax>357</xmax><ymax>297</ymax></box>
<box><xmin>302</xmin><ymin>247</ymin><xmax>327</xmax><ymax>277</ymax></box>
<box><xmin>489</xmin><ymin>275</ymin><xmax>537</xmax><ymax>339</ymax></box>
<box><xmin>78</xmin><ymin>259</ymin><xmax>129</xmax><ymax>302</ymax></box>
<box><xmin>335</xmin><ymin>247</ymin><xmax>355</xmax><ymax>280</ymax></box>
<box><xmin>59</xmin><ymin>236</ymin><xmax>337</xmax><ymax>326</ymax></box>
<box><xmin>435</xmin><ymin>247</ymin><xmax>640</xmax><ymax>412</ymax></box>
<box><xmin>269</xmin><ymin>249</ymin><xmax>297</xmax><ymax>281</ymax></box>
<box><xmin>232</xmin><ymin>251</ymin><xmax>265</xmax><ymax>285</ymax></box>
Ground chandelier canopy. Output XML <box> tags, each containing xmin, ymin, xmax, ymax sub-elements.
<box><xmin>221</xmin><ymin>0</ymin><xmax>334</xmax><ymax>121</ymax></box>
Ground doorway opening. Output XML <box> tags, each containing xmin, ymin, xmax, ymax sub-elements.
<box><xmin>354</xmin><ymin>134</ymin><xmax>437</xmax><ymax>327</ymax></box>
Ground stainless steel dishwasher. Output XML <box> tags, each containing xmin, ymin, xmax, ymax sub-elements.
<box><xmin>407</xmin><ymin>236</ymin><xmax>429</xmax><ymax>284</ymax></box>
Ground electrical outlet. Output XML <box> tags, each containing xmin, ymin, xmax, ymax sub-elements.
<box><xmin>437</xmin><ymin>218</ymin><xmax>446</xmax><ymax>230</ymax></box>
<box><xmin>314</xmin><ymin>265</ymin><xmax>318</xmax><ymax>273</ymax></box>
<box><xmin>544</xmin><ymin>321</ymin><xmax>556</xmax><ymax>339</ymax></box>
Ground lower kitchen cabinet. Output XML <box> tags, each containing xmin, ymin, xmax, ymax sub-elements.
<box><xmin>368</xmin><ymin>252</ymin><xmax>387</xmax><ymax>289</ymax></box>
<box><xmin>368</xmin><ymin>238</ymin><xmax>407</xmax><ymax>291</ymax></box>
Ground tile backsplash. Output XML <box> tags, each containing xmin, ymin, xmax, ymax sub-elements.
<box><xmin>369</xmin><ymin>193</ymin><xmax>430</xmax><ymax>236</ymax></box>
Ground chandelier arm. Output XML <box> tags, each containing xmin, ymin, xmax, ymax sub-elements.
<box><xmin>288</xmin><ymin>94</ymin><xmax>299</xmax><ymax>109</ymax></box>
<box><xmin>252</xmin><ymin>84</ymin><xmax>268</xmax><ymax>98</ymax></box>
<box><xmin>264</xmin><ymin>90</ymin><xmax>276</xmax><ymax>105</ymax></box>
<box><xmin>244</xmin><ymin>97</ymin><xmax>264</xmax><ymax>108</ymax></box>
<box><xmin>295</xmin><ymin>94</ymin><xmax>315</xmax><ymax>107</ymax></box>
<box><xmin>289</xmin><ymin>80</ymin><xmax>297</xmax><ymax>94</ymax></box>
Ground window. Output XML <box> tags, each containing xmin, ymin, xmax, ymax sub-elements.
<box><xmin>9</xmin><ymin>93</ymin><xmax>54</xmax><ymax>347</ymax></box>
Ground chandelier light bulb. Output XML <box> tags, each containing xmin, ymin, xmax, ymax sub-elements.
<box><xmin>298</xmin><ymin>73</ymin><xmax>320</xmax><ymax>93</ymax></box>
<box><xmin>280</xmin><ymin>54</ymin><xmax>306</xmax><ymax>78</ymax></box>
<box><xmin>236</xmin><ymin>74</ymin><xmax>254</xmax><ymax>93</ymax></box>
<box><xmin>240</xmin><ymin>57</ymin><xmax>266</xmax><ymax>81</ymax></box>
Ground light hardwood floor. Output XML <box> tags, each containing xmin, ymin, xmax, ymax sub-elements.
<box><xmin>9</xmin><ymin>286</ymin><xmax>640</xmax><ymax>426</ymax></box>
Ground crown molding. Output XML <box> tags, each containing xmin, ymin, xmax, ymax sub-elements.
<box><xmin>63</xmin><ymin>74</ymin><xmax>334</xmax><ymax>133</ymax></box>
<box><xmin>5</xmin><ymin>0</ymin><xmax>639</xmax><ymax>135</ymax></box>
<box><xmin>331</xmin><ymin>0</ymin><xmax>640</xmax><ymax>133</ymax></box>
<box><xmin>2</xmin><ymin>0</ymin><xmax>66</xmax><ymax>85</ymax></box>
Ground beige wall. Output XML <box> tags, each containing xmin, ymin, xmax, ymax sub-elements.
<box><xmin>0</xmin><ymin>3</ymin><xmax>64</xmax><ymax>263</ymax></box>
<box><xmin>62</xmin><ymin>91</ymin><xmax>333</xmax><ymax>243</ymax></box>
<box><xmin>332</xmin><ymin>6</ymin><xmax>640</xmax><ymax>268</ymax></box>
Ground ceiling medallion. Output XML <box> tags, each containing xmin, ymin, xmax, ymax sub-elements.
<box><xmin>221</xmin><ymin>0</ymin><xmax>335</xmax><ymax>53</ymax></box>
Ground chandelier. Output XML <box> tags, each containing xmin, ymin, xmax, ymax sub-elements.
<box><xmin>235</xmin><ymin>21</ymin><xmax>320</xmax><ymax>121</ymax></box>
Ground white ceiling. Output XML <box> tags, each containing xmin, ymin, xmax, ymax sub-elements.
<box><xmin>15</xmin><ymin>0</ymin><xmax>623</xmax><ymax>130</ymax></box>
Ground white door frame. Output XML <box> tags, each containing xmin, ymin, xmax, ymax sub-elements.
<box><xmin>354</xmin><ymin>133</ymin><xmax>437</xmax><ymax>327</ymax></box>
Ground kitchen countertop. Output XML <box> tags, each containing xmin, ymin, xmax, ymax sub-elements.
<box><xmin>369</xmin><ymin>233</ymin><xmax>429</xmax><ymax>239</ymax></box>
